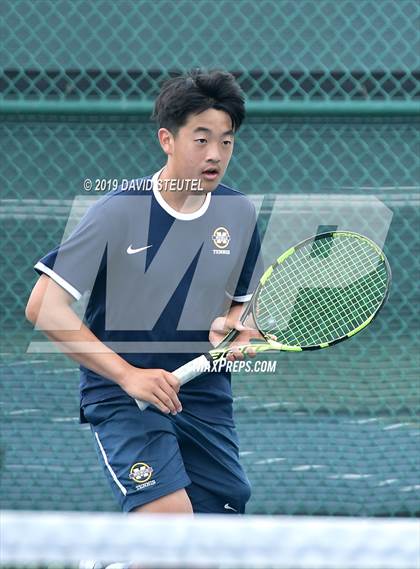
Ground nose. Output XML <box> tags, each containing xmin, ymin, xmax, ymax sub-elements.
<box><xmin>205</xmin><ymin>143</ymin><xmax>221</xmax><ymax>164</ymax></box>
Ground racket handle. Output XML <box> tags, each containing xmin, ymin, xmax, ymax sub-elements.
<box><xmin>135</xmin><ymin>354</ymin><xmax>211</xmax><ymax>411</ymax></box>
<box><xmin>173</xmin><ymin>354</ymin><xmax>211</xmax><ymax>385</ymax></box>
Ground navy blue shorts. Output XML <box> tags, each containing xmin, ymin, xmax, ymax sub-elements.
<box><xmin>82</xmin><ymin>395</ymin><xmax>251</xmax><ymax>514</ymax></box>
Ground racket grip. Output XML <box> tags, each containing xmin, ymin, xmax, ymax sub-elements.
<box><xmin>173</xmin><ymin>354</ymin><xmax>211</xmax><ymax>385</ymax></box>
<box><xmin>135</xmin><ymin>354</ymin><xmax>211</xmax><ymax>411</ymax></box>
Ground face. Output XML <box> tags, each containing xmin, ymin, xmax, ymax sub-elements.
<box><xmin>158</xmin><ymin>108</ymin><xmax>235</xmax><ymax>192</ymax></box>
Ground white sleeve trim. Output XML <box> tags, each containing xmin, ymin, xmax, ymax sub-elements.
<box><xmin>225</xmin><ymin>291</ymin><xmax>253</xmax><ymax>303</ymax></box>
<box><xmin>34</xmin><ymin>262</ymin><xmax>82</xmax><ymax>300</ymax></box>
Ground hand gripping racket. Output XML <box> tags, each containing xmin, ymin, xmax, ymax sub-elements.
<box><xmin>136</xmin><ymin>231</ymin><xmax>391</xmax><ymax>411</ymax></box>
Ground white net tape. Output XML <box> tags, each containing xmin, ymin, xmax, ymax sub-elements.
<box><xmin>1</xmin><ymin>511</ymin><xmax>419</xmax><ymax>569</ymax></box>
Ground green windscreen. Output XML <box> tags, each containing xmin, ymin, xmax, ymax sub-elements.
<box><xmin>1</xmin><ymin>0</ymin><xmax>419</xmax><ymax>517</ymax></box>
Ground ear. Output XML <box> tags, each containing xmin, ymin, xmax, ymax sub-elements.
<box><xmin>158</xmin><ymin>128</ymin><xmax>174</xmax><ymax>156</ymax></box>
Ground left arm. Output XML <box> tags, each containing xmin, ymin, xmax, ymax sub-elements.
<box><xmin>211</xmin><ymin>199</ymin><xmax>264</xmax><ymax>359</ymax></box>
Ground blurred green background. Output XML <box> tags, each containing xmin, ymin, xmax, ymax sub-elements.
<box><xmin>0</xmin><ymin>0</ymin><xmax>419</xmax><ymax>516</ymax></box>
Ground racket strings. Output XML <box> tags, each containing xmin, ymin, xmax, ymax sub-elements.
<box><xmin>280</xmin><ymin>241</ymin><xmax>387</xmax><ymax>344</ymax></box>
<box><xmin>256</xmin><ymin>236</ymin><xmax>388</xmax><ymax>347</ymax></box>
<box><xmin>273</xmin><ymin>241</ymin><xmax>386</xmax><ymax>344</ymax></box>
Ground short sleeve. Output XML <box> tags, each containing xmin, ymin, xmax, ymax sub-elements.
<box><xmin>226</xmin><ymin>203</ymin><xmax>264</xmax><ymax>302</ymax></box>
<box><xmin>35</xmin><ymin>199</ymin><xmax>111</xmax><ymax>300</ymax></box>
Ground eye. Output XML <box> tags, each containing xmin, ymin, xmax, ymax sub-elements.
<box><xmin>195</xmin><ymin>138</ymin><xmax>207</xmax><ymax>144</ymax></box>
<box><xmin>222</xmin><ymin>140</ymin><xmax>233</xmax><ymax>146</ymax></box>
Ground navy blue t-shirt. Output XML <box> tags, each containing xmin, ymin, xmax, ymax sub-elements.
<box><xmin>35</xmin><ymin>170</ymin><xmax>263</xmax><ymax>425</ymax></box>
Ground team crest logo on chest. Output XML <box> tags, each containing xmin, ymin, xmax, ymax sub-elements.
<box><xmin>212</xmin><ymin>227</ymin><xmax>231</xmax><ymax>255</ymax></box>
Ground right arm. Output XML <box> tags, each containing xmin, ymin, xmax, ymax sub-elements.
<box><xmin>25</xmin><ymin>275</ymin><xmax>182</xmax><ymax>415</ymax></box>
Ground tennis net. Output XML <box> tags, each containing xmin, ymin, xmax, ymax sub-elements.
<box><xmin>1</xmin><ymin>511</ymin><xmax>419</xmax><ymax>569</ymax></box>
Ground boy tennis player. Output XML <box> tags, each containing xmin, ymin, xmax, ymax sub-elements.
<box><xmin>26</xmin><ymin>70</ymin><xmax>263</xmax><ymax>515</ymax></box>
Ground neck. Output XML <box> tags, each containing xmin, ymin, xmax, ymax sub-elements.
<box><xmin>157</xmin><ymin>166</ymin><xmax>207</xmax><ymax>213</ymax></box>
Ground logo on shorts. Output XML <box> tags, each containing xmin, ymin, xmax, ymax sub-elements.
<box><xmin>129</xmin><ymin>462</ymin><xmax>156</xmax><ymax>490</ymax></box>
<box><xmin>212</xmin><ymin>227</ymin><xmax>230</xmax><ymax>255</ymax></box>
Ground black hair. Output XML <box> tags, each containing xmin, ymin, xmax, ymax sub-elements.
<box><xmin>152</xmin><ymin>69</ymin><xmax>245</xmax><ymax>134</ymax></box>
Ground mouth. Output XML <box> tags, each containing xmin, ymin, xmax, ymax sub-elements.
<box><xmin>201</xmin><ymin>167</ymin><xmax>220</xmax><ymax>181</ymax></box>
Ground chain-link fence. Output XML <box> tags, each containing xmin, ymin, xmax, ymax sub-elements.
<box><xmin>1</xmin><ymin>0</ymin><xmax>419</xmax><ymax>516</ymax></box>
<box><xmin>1</xmin><ymin>0</ymin><xmax>419</xmax><ymax>103</ymax></box>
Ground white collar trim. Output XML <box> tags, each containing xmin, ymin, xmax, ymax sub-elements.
<box><xmin>151</xmin><ymin>168</ymin><xmax>212</xmax><ymax>220</ymax></box>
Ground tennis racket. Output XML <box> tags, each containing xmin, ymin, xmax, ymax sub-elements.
<box><xmin>136</xmin><ymin>231</ymin><xmax>391</xmax><ymax>411</ymax></box>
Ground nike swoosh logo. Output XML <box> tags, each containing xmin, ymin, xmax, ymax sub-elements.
<box><xmin>127</xmin><ymin>244</ymin><xmax>152</xmax><ymax>255</ymax></box>
<box><xmin>224</xmin><ymin>503</ymin><xmax>238</xmax><ymax>512</ymax></box>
